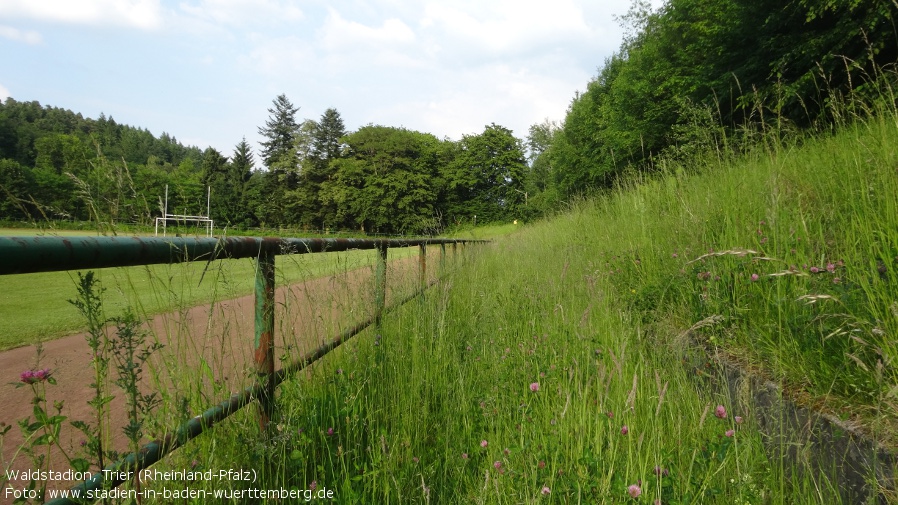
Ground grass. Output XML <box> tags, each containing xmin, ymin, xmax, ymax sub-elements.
<box><xmin>0</xmin><ymin>230</ymin><xmax>500</xmax><ymax>351</ymax></box>
<box><xmin>0</xmin><ymin>247</ymin><xmax>377</xmax><ymax>351</ymax></box>
<box><xmin>136</xmin><ymin>110</ymin><xmax>896</xmax><ymax>502</ymax></box>
<box><xmin>4</xmin><ymin>105</ymin><xmax>897</xmax><ymax>504</ymax></box>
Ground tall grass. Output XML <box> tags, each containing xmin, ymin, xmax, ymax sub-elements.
<box><xmin>6</xmin><ymin>84</ymin><xmax>898</xmax><ymax>504</ymax></box>
<box><xmin>139</xmin><ymin>214</ymin><xmax>839</xmax><ymax>503</ymax></box>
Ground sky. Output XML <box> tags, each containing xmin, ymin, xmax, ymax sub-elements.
<box><xmin>0</xmin><ymin>0</ymin><xmax>658</xmax><ymax>158</ymax></box>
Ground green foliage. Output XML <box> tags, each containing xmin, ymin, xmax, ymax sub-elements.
<box><xmin>320</xmin><ymin>125</ymin><xmax>445</xmax><ymax>234</ymax></box>
<box><xmin>548</xmin><ymin>0</ymin><xmax>898</xmax><ymax>201</ymax></box>
<box><xmin>0</xmin><ymin>97</ymin><xmax>204</xmax><ymax>226</ymax></box>
<box><xmin>445</xmin><ymin>123</ymin><xmax>528</xmax><ymax>224</ymax></box>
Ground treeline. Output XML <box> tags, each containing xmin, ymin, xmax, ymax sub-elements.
<box><xmin>535</xmin><ymin>0</ymin><xmax>898</xmax><ymax>201</ymax></box>
<box><xmin>4</xmin><ymin>1</ymin><xmax>894</xmax><ymax>232</ymax></box>
<box><xmin>0</xmin><ymin>96</ymin><xmax>537</xmax><ymax>235</ymax></box>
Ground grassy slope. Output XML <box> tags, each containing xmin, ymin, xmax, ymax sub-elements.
<box><xmin>169</xmin><ymin>115</ymin><xmax>898</xmax><ymax>503</ymax></box>
<box><xmin>11</xmin><ymin>117</ymin><xmax>895</xmax><ymax>501</ymax></box>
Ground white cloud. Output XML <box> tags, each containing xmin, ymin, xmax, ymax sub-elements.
<box><xmin>0</xmin><ymin>25</ymin><xmax>42</xmax><ymax>44</ymax></box>
<box><xmin>178</xmin><ymin>0</ymin><xmax>303</xmax><ymax>27</ymax></box>
<box><xmin>0</xmin><ymin>83</ymin><xmax>10</xmax><ymax>100</ymax></box>
<box><xmin>0</xmin><ymin>0</ymin><xmax>163</xmax><ymax>30</ymax></box>
<box><xmin>240</xmin><ymin>34</ymin><xmax>315</xmax><ymax>76</ymax></box>
<box><xmin>420</xmin><ymin>0</ymin><xmax>591</xmax><ymax>56</ymax></box>
<box><xmin>319</xmin><ymin>9</ymin><xmax>415</xmax><ymax>51</ymax></box>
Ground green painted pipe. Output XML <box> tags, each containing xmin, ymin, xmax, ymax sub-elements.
<box><xmin>0</xmin><ymin>236</ymin><xmax>482</xmax><ymax>275</ymax></box>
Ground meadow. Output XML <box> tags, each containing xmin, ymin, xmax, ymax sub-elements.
<box><xmin>4</xmin><ymin>114</ymin><xmax>897</xmax><ymax>504</ymax></box>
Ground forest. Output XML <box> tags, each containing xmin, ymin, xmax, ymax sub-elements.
<box><xmin>1</xmin><ymin>0</ymin><xmax>895</xmax><ymax>234</ymax></box>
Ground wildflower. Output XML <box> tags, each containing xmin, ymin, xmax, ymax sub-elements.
<box><xmin>462</xmin><ymin>453</ymin><xmax>468</xmax><ymax>459</ymax></box>
<box><xmin>734</xmin><ymin>416</ymin><xmax>743</xmax><ymax>425</ymax></box>
<box><xmin>628</xmin><ymin>484</ymin><xmax>642</xmax><ymax>498</ymax></box>
<box><xmin>481</xmin><ymin>440</ymin><xmax>488</xmax><ymax>448</ymax></box>
<box><xmin>715</xmin><ymin>405</ymin><xmax>727</xmax><ymax>419</ymax></box>
<box><xmin>827</xmin><ymin>263</ymin><xmax>836</xmax><ymax>273</ymax></box>
<box><xmin>810</xmin><ymin>266</ymin><xmax>820</xmax><ymax>273</ymax></box>
<box><xmin>620</xmin><ymin>425</ymin><xmax>629</xmax><ymax>435</ymax></box>
<box><xmin>538</xmin><ymin>460</ymin><xmax>546</xmax><ymax>469</ymax></box>
<box><xmin>493</xmin><ymin>461</ymin><xmax>502</xmax><ymax>470</ymax></box>
<box><xmin>309</xmin><ymin>480</ymin><xmax>317</xmax><ymax>491</ymax></box>
<box><xmin>541</xmin><ymin>486</ymin><xmax>551</xmax><ymax>495</ymax></box>
<box><xmin>750</xmin><ymin>273</ymin><xmax>759</xmax><ymax>282</ymax></box>
<box><xmin>326</xmin><ymin>427</ymin><xmax>335</xmax><ymax>436</ymax></box>
<box><xmin>671</xmin><ymin>253</ymin><xmax>678</xmax><ymax>258</ymax></box>
<box><xmin>530</xmin><ymin>382</ymin><xmax>540</xmax><ymax>392</ymax></box>
<box><xmin>504</xmin><ymin>448</ymin><xmax>510</xmax><ymax>456</ymax></box>
<box><xmin>607</xmin><ymin>411</ymin><xmax>614</xmax><ymax>419</ymax></box>
<box><xmin>413</xmin><ymin>457</ymin><xmax>419</xmax><ymax>463</ymax></box>
<box><xmin>833</xmin><ymin>277</ymin><xmax>841</xmax><ymax>284</ymax></box>
<box><xmin>725</xmin><ymin>429</ymin><xmax>735</xmax><ymax>437</ymax></box>
<box><xmin>20</xmin><ymin>368</ymin><xmax>52</xmax><ymax>384</ymax></box>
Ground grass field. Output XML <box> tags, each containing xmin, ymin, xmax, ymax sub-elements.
<box><xmin>119</xmin><ymin>113</ymin><xmax>898</xmax><ymax>503</ymax></box>
<box><xmin>4</xmin><ymin>117</ymin><xmax>897</xmax><ymax>502</ymax></box>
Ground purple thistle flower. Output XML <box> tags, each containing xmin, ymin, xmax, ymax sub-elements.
<box><xmin>530</xmin><ymin>382</ymin><xmax>540</xmax><ymax>392</ymax></box>
<box><xmin>827</xmin><ymin>263</ymin><xmax>836</xmax><ymax>273</ymax></box>
<box><xmin>620</xmin><ymin>425</ymin><xmax>629</xmax><ymax>435</ymax></box>
<box><xmin>326</xmin><ymin>427</ymin><xmax>335</xmax><ymax>436</ymax></box>
<box><xmin>493</xmin><ymin>460</ymin><xmax>502</xmax><ymax>469</ymax></box>
<box><xmin>810</xmin><ymin>266</ymin><xmax>820</xmax><ymax>273</ymax></box>
<box><xmin>628</xmin><ymin>484</ymin><xmax>642</xmax><ymax>498</ymax></box>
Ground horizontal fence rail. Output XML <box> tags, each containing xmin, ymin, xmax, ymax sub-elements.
<box><xmin>0</xmin><ymin>235</ymin><xmax>486</xmax><ymax>504</ymax></box>
<box><xmin>0</xmin><ymin>235</ymin><xmax>471</xmax><ymax>275</ymax></box>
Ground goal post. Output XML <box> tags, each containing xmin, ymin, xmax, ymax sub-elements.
<box><xmin>155</xmin><ymin>185</ymin><xmax>214</xmax><ymax>237</ymax></box>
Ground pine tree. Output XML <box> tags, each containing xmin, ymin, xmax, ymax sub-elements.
<box><xmin>257</xmin><ymin>94</ymin><xmax>300</xmax><ymax>175</ymax></box>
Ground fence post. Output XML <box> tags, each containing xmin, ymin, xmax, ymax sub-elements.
<box><xmin>254</xmin><ymin>250</ymin><xmax>276</xmax><ymax>431</ymax></box>
<box><xmin>374</xmin><ymin>243</ymin><xmax>388</xmax><ymax>325</ymax></box>
<box><xmin>440</xmin><ymin>243</ymin><xmax>446</xmax><ymax>277</ymax></box>
<box><xmin>419</xmin><ymin>243</ymin><xmax>427</xmax><ymax>291</ymax></box>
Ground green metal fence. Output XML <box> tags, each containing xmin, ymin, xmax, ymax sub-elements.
<box><xmin>0</xmin><ymin>235</ymin><xmax>483</xmax><ymax>503</ymax></box>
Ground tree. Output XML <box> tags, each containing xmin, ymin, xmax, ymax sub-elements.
<box><xmin>524</xmin><ymin>120</ymin><xmax>560</xmax><ymax>215</ymax></box>
<box><xmin>319</xmin><ymin>126</ymin><xmax>442</xmax><ymax>234</ymax></box>
<box><xmin>257</xmin><ymin>94</ymin><xmax>301</xmax><ymax>226</ymax></box>
<box><xmin>257</xmin><ymin>94</ymin><xmax>300</xmax><ymax>177</ymax></box>
<box><xmin>444</xmin><ymin>124</ymin><xmax>528</xmax><ymax>225</ymax></box>
<box><xmin>307</xmin><ymin>108</ymin><xmax>347</xmax><ymax>227</ymax></box>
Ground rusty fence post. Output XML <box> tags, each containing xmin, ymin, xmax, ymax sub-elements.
<box><xmin>374</xmin><ymin>243</ymin><xmax>388</xmax><ymax>325</ymax></box>
<box><xmin>254</xmin><ymin>249</ymin><xmax>276</xmax><ymax>431</ymax></box>
<box><xmin>419</xmin><ymin>243</ymin><xmax>427</xmax><ymax>291</ymax></box>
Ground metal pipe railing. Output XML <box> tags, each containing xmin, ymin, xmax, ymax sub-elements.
<box><xmin>0</xmin><ymin>234</ymin><xmax>486</xmax><ymax>503</ymax></box>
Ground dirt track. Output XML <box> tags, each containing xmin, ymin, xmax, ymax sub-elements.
<box><xmin>0</xmin><ymin>250</ymin><xmax>446</xmax><ymax>500</ymax></box>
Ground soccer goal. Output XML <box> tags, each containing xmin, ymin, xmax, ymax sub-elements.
<box><xmin>154</xmin><ymin>185</ymin><xmax>214</xmax><ymax>237</ymax></box>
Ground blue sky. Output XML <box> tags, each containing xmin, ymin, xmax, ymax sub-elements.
<box><xmin>0</xmin><ymin>0</ymin><xmax>654</xmax><ymax>158</ymax></box>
